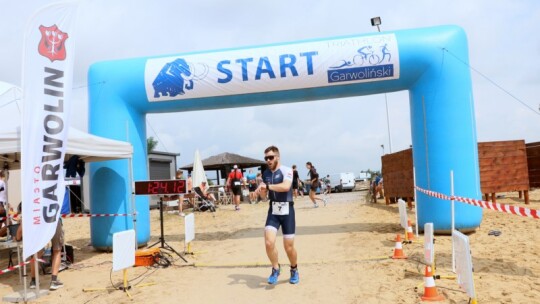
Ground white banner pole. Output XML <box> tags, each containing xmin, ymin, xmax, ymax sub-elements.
<box><xmin>33</xmin><ymin>253</ymin><xmax>39</xmax><ymax>298</ymax></box>
<box><xmin>450</xmin><ymin>170</ymin><xmax>455</xmax><ymax>273</ymax></box>
<box><xmin>126</xmin><ymin>122</ymin><xmax>137</xmax><ymax>250</ymax></box>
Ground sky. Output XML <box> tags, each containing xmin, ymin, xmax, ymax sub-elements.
<box><xmin>1</xmin><ymin>0</ymin><xmax>540</xmax><ymax>179</ymax></box>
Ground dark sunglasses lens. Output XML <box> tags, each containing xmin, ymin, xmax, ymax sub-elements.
<box><xmin>265</xmin><ymin>156</ymin><xmax>275</xmax><ymax>161</ymax></box>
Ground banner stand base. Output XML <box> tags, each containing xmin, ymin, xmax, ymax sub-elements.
<box><xmin>3</xmin><ymin>289</ymin><xmax>49</xmax><ymax>303</ymax></box>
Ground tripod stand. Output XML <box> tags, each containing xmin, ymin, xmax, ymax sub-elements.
<box><xmin>149</xmin><ymin>197</ymin><xmax>188</xmax><ymax>263</ymax></box>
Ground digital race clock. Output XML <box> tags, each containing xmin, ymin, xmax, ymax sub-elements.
<box><xmin>134</xmin><ymin>179</ymin><xmax>186</xmax><ymax>195</ymax></box>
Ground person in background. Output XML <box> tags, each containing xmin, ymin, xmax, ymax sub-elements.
<box><xmin>199</xmin><ymin>181</ymin><xmax>216</xmax><ymax>203</ymax></box>
<box><xmin>0</xmin><ymin>208</ymin><xmax>6</xmax><ymax>237</ymax></box>
<box><xmin>24</xmin><ymin>200</ymin><xmax>64</xmax><ymax>290</ymax></box>
<box><xmin>187</xmin><ymin>174</ymin><xmax>194</xmax><ymax>207</ymax></box>
<box><xmin>48</xmin><ymin>219</ymin><xmax>65</xmax><ymax>290</ymax></box>
<box><xmin>291</xmin><ymin>165</ymin><xmax>300</xmax><ymax>199</ymax></box>
<box><xmin>0</xmin><ymin>170</ymin><xmax>10</xmax><ymax>238</ymax></box>
<box><xmin>14</xmin><ymin>203</ymin><xmax>43</xmax><ymax>291</ymax></box>
<box><xmin>305</xmin><ymin>162</ymin><xmax>326</xmax><ymax>207</ymax></box>
<box><xmin>246</xmin><ymin>169</ymin><xmax>257</xmax><ymax>204</ymax></box>
<box><xmin>297</xmin><ymin>179</ymin><xmax>305</xmax><ymax>198</ymax></box>
<box><xmin>0</xmin><ymin>170</ymin><xmax>7</xmax><ymax>218</ymax></box>
<box><xmin>176</xmin><ymin>170</ymin><xmax>186</xmax><ymax>217</ymax></box>
<box><xmin>324</xmin><ymin>174</ymin><xmax>332</xmax><ymax>195</ymax></box>
<box><xmin>0</xmin><ymin>200</ymin><xmax>19</xmax><ymax>238</ymax></box>
<box><xmin>255</xmin><ymin>172</ymin><xmax>266</xmax><ymax>203</ymax></box>
<box><xmin>376</xmin><ymin>176</ymin><xmax>384</xmax><ymax>199</ymax></box>
<box><xmin>227</xmin><ymin>165</ymin><xmax>244</xmax><ymax>211</ymax></box>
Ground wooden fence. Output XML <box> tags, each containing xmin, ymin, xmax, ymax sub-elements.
<box><xmin>381</xmin><ymin>140</ymin><xmax>531</xmax><ymax>205</ymax></box>
<box><xmin>526</xmin><ymin>141</ymin><xmax>540</xmax><ymax>188</ymax></box>
<box><xmin>478</xmin><ymin>140</ymin><xmax>529</xmax><ymax>203</ymax></box>
<box><xmin>381</xmin><ymin>149</ymin><xmax>414</xmax><ymax>206</ymax></box>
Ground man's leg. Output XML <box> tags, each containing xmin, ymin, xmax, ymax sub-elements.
<box><xmin>49</xmin><ymin>221</ymin><xmax>64</xmax><ymax>290</ymax></box>
<box><xmin>178</xmin><ymin>198</ymin><xmax>185</xmax><ymax>216</ymax></box>
<box><xmin>265</xmin><ymin>230</ymin><xmax>279</xmax><ymax>268</ymax></box>
<box><xmin>265</xmin><ymin>228</ymin><xmax>281</xmax><ymax>284</ymax></box>
<box><xmin>283</xmin><ymin>238</ymin><xmax>297</xmax><ymax>267</ymax></box>
<box><xmin>283</xmin><ymin>209</ymin><xmax>299</xmax><ymax>284</ymax></box>
<box><xmin>234</xmin><ymin>194</ymin><xmax>240</xmax><ymax>210</ymax></box>
<box><xmin>51</xmin><ymin>249</ymin><xmax>61</xmax><ymax>277</ymax></box>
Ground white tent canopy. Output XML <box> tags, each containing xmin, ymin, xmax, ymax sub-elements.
<box><xmin>0</xmin><ymin>126</ymin><xmax>133</xmax><ymax>170</ymax></box>
<box><xmin>0</xmin><ymin>81</ymin><xmax>133</xmax><ymax>169</ymax></box>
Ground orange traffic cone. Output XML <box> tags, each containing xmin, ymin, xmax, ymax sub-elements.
<box><xmin>407</xmin><ymin>220</ymin><xmax>415</xmax><ymax>241</ymax></box>
<box><xmin>391</xmin><ymin>234</ymin><xmax>407</xmax><ymax>259</ymax></box>
<box><xmin>421</xmin><ymin>265</ymin><xmax>445</xmax><ymax>301</ymax></box>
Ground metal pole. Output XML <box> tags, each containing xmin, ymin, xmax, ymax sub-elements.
<box><xmin>413</xmin><ymin>167</ymin><xmax>418</xmax><ymax>238</ymax></box>
<box><xmin>33</xmin><ymin>253</ymin><xmax>39</xmax><ymax>298</ymax></box>
<box><xmin>129</xmin><ymin>156</ymin><xmax>137</xmax><ymax>249</ymax></box>
<box><xmin>375</xmin><ymin>22</ymin><xmax>392</xmax><ymax>154</ymax></box>
<box><xmin>384</xmin><ymin>94</ymin><xmax>393</xmax><ymax>153</ymax></box>
<box><xmin>450</xmin><ymin>170</ymin><xmax>455</xmax><ymax>273</ymax></box>
<box><xmin>126</xmin><ymin>122</ymin><xmax>137</xmax><ymax>250</ymax></box>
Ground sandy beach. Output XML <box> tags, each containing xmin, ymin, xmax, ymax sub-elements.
<box><xmin>1</xmin><ymin>188</ymin><xmax>539</xmax><ymax>304</ymax></box>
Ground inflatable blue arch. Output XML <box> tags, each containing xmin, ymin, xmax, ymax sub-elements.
<box><xmin>88</xmin><ymin>25</ymin><xmax>482</xmax><ymax>248</ymax></box>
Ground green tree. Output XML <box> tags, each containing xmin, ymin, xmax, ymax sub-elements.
<box><xmin>147</xmin><ymin>137</ymin><xmax>158</xmax><ymax>153</ymax></box>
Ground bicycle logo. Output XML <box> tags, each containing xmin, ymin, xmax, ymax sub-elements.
<box><xmin>329</xmin><ymin>44</ymin><xmax>392</xmax><ymax>69</ymax></box>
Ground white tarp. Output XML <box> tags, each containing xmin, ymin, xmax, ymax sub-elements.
<box><xmin>0</xmin><ymin>126</ymin><xmax>133</xmax><ymax>170</ymax></box>
<box><xmin>191</xmin><ymin>149</ymin><xmax>207</xmax><ymax>187</ymax></box>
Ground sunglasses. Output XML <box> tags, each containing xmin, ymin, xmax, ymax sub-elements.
<box><xmin>264</xmin><ymin>155</ymin><xmax>276</xmax><ymax>161</ymax></box>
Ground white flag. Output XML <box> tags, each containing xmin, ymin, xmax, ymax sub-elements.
<box><xmin>21</xmin><ymin>1</ymin><xmax>79</xmax><ymax>259</ymax></box>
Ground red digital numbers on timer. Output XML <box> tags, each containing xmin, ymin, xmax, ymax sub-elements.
<box><xmin>135</xmin><ymin>180</ymin><xmax>186</xmax><ymax>195</ymax></box>
<box><xmin>146</xmin><ymin>182</ymin><xmax>166</xmax><ymax>194</ymax></box>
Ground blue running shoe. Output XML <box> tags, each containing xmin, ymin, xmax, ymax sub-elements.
<box><xmin>268</xmin><ymin>265</ymin><xmax>281</xmax><ymax>285</ymax></box>
<box><xmin>290</xmin><ymin>268</ymin><xmax>299</xmax><ymax>284</ymax></box>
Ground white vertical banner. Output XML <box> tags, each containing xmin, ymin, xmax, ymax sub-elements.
<box><xmin>21</xmin><ymin>1</ymin><xmax>79</xmax><ymax>259</ymax></box>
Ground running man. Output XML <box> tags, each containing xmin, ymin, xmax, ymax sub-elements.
<box><xmin>258</xmin><ymin>145</ymin><xmax>299</xmax><ymax>285</ymax></box>
<box><xmin>227</xmin><ymin>165</ymin><xmax>243</xmax><ymax>211</ymax></box>
<box><xmin>306</xmin><ymin>162</ymin><xmax>327</xmax><ymax>207</ymax></box>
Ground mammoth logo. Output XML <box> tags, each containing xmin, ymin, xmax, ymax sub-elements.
<box><xmin>152</xmin><ymin>58</ymin><xmax>208</xmax><ymax>98</ymax></box>
<box><xmin>38</xmin><ymin>25</ymin><xmax>69</xmax><ymax>62</ymax></box>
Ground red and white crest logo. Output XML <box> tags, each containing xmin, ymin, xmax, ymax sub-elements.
<box><xmin>38</xmin><ymin>25</ymin><xmax>69</xmax><ymax>62</ymax></box>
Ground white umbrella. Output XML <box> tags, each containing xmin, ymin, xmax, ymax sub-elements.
<box><xmin>192</xmin><ymin>149</ymin><xmax>207</xmax><ymax>187</ymax></box>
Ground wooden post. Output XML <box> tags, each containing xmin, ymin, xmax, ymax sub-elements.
<box><xmin>491</xmin><ymin>193</ymin><xmax>496</xmax><ymax>203</ymax></box>
<box><xmin>525</xmin><ymin>190</ymin><xmax>530</xmax><ymax>205</ymax></box>
<box><xmin>519</xmin><ymin>191</ymin><xmax>523</xmax><ymax>199</ymax></box>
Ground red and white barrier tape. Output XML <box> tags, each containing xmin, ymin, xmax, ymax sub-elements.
<box><xmin>0</xmin><ymin>258</ymin><xmax>46</xmax><ymax>276</ymax></box>
<box><xmin>415</xmin><ymin>186</ymin><xmax>540</xmax><ymax>220</ymax></box>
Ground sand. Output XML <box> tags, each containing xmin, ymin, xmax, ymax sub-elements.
<box><xmin>1</xmin><ymin>189</ymin><xmax>539</xmax><ymax>304</ymax></box>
